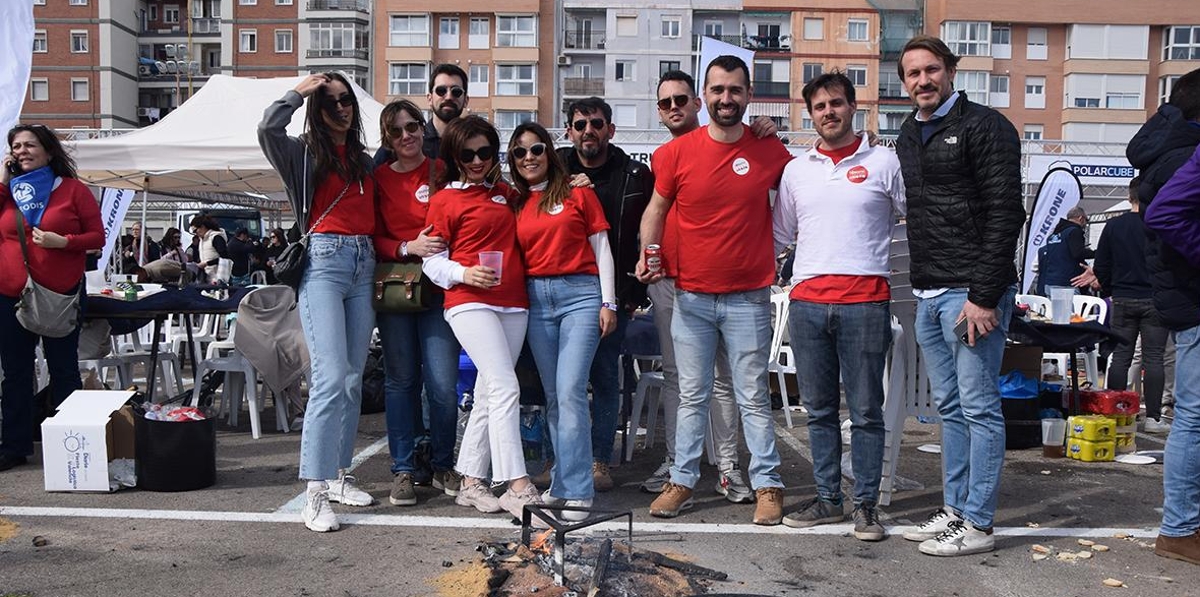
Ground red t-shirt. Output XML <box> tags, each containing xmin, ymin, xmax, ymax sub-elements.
<box><xmin>790</xmin><ymin>274</ymin><xmax>891</xmax><ymax>304</ymax></box>
<box><xmin>425</xmin><ymin>182</ymin><xmax>528</xmax><ymax>310</ymax></box>
<box><xmin>0</xmin><ymin>178</ymin><xmax>105</xmax><ymax>297</ymax></box>
<box><xmin>661</xmin><ymin>207</ymin><xmax>680</xmax><ymax>278</ymax></box>
<box><xmin>815</xmin><ymin>136</ymin><xmax>862</xmax><ymax>165</ymax></box>
<box><xmin>652</xmin><ymin>125</ymin><xmax>793</xmax><ymax>293</ymax></box>
<box><xmin>309</xmin><ymin>146</ymin><xmax>375</xmax><ymax>236</ymax></box>
<box><xmin>517</xmin><ymin>186</ymin><xmax>609</xmax><ymax>277</ymax></box>
<box><xmin>374</xmin><ymin>158</ymin><xmax>441</xmax><ymax>262</ymax></box>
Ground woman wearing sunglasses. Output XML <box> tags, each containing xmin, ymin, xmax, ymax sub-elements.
<box><xmin>372</xmin><ymin>99</ymin><xmax>462</xmax><ymax>507</ymax></box>
<box><xmin>258</xmin><ymin>72</ymin><xmax>377</xmax><ymax>532</ymax></box>
<box><xmin>508</xmin><ymin>122</ymin><xmax>615</xmax><ymax>519</ymax></box>
<box><xmin>421</xmin><ymin>116</ymin><xmax>544</xmax><ymax>520</ymax></box>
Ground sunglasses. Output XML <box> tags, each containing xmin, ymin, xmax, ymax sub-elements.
<box><xmin>388</xmin><ymin>121</ymin><xmax>423</xmax><ymax>137</ymax></box>
<box><xmin>509</xmin><ymin>143</ymin><xmax>547</xmax><ymax>160</ymax></box>
<box><xmin>434</xmin><ymin>85</ymin><xmax>465</xmax><ymax>99</ymax></box>
<box><xmin>657</xmin><ymin>94</ymin><xmax>692</xmax><ymax>111</ymax></box>
<box><xmin>458</xmin><ymin>146</ymin><xmax>496</xmax><ymax>164</ymax></box>
<box><xmin>571</xmin><ymin>118</ymin><xmax>607</xmax><ymax>132</ymax></box>
<box><xmin>324</xmin><ymin>95</ymin><xmax>355</xmax><ymax>108</ymax></box>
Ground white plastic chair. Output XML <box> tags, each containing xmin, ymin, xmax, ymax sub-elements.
<box><xmin>188</xmin><ymin>320</ymin><xmax>283</xmax><ymax>439</ymax></box>
<box><xmin>1015</xmin><ymin>293</ymin><xmax>1052</xmax><ymax>318</ymax></box>
<box><xmin>768</xmin><ymin>291</ymin><xmax>802</xmax><ymax>428</ymax></box>
<box><xmin>621</xmin><ymin>354</ymin><xmax>717</xmax><ymax>465</ymax></box>
<box><xmin>1073</xmin><ymin>295</ymin><xmax>1107</xmax><ymax>386</ymax></box>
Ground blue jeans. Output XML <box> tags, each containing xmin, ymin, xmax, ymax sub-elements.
<box><xmin>1162</xmin><ymin>324</ymin><xmax>1200</xmax><ymax>537</ymax></box>
<box><xmin>0</xmin><ymin>294</ymin><xmax>82</xmax><ymax>457</ymax></box>
<box><xmin>377</xmin><ymin>290</ymin><xmax>460</xmax><ymax>475</ymax></box>
<box><xmin>788</xmin><ymin>299</ymin><xmax>890</xmax><ymax>506</ymax></box>
<box><xmin>527</xmin><ymin>275</ymin><xmax>603</xmax><ymax>499</ymax></box>
<box><xmin>588</xmin><ymin>308</ymin><xmax>629</xmax><ymax>464</ymax></box>
<box><xmin>670</xmin><ymin>288</ymin><xmax>783</xmax><ymax>489</ymax></box>
<box><xmin>297</xmin><ymin>234</ymin><xmax>376</xmax><ymax>481</ymax></box>
<box><xmin>914</xmin><ymin>286</ymin><xmax>1015</xmax><ymax>529</ymax></box>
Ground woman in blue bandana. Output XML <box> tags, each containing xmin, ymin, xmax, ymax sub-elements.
<box><xmin>0</xmin><ymin>124</ymin><xmax>104</xmax><ymax>472</ymax></box>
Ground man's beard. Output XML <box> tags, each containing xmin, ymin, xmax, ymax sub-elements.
<box><xmin>434</xmin><ymin>102</ymin><xmax>463</xmax><ymax>123</ymax></box>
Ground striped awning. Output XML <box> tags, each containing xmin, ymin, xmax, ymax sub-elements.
<box><xmin>748</xmin><ymin>102</ymin><xmax>790</xmax><ymax>118</ymax></box>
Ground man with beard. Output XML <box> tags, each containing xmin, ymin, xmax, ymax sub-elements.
<box><xmin>636</xmin><ymin>55</ymin><xmax>791</xmax><ymax>525</ymax></box>
<box><xmin>772</xmin><ymin>71</ymin><xmax>906</xmax><ymax>541</ymax></box>
<box><xmin>375</xmin><ymin>64</ymin><xmax>468</xmax><ymax>163</ymax></box>
<box><xmin>553</xmin><ymin>97</ymin><xmax>653</xmax><ymax>493</ymax></box>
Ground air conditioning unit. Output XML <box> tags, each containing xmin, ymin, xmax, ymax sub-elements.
<box><xmin>138</xmin><ymin>65</ymin><xmax>152</xmax><ymax>76</ymax></box>
<box><xmin>556</xmin><ymin>55</ymin><xmax>572</xmax><ymax>67</ymax></box>
<box><xmin>137</xmin><ymin>107</ymin><xmax>151</xmax><ymax>117</ymax></box>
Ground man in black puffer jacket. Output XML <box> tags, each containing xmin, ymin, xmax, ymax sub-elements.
<box><xmin>893</xmin><ymin>35</ymin><xmax>1025</xmax><ymax>558</ymax></box>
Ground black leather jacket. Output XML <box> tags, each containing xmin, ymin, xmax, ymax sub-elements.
<box><xmin>896</xmin><ymin>93</ymin><xmax>1025</xmax><ymax>309</ymax></box>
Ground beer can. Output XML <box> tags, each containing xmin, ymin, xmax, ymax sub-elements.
<box><xmin>645</xmin><ymin>244</ymin><xmax>663</xmax><ymax>274</ymax></box>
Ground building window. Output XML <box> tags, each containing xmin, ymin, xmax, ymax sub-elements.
<box><xmin>496</xmin><ymin>64</ymin><xmax>535</xmax><ymax>95</ymax></box>
<box><xmin>495</xmin><ymin>111</ymin><xmax>536</xmax><ymax>129</ymax></box>
<box><xmin>1164</xmin><ymin>26</ymin><xmax>1200</xmax><ymax>60</ymax></box>
<box><xmin>880</xmin><ymin>69</ymin><xmax>905</xmax><ymax>98</ymax></box>
<box><xmin>847</xmin><ymin>19</ymin><xmax>868</xmax><ymax>42</ymax></box>
<box><xmin>613</xmin><ymin>104</ymin><xmax>637</xmax><ymax>127</ymax></box>
<box><xmin>469</xmin><ymin>17</ymin><xmax>489</xmax><ymax>49</ymax></box>
<box><xmin>238</xmin><ymin>0</ymin><xmax>256</xmax><ymax>4</ymax></box>
<box><xmin>276</xmin><ymin>0</ymin><xmax>293</xmax><ymax>4</ymax></box>
<box><xmin>659</xmin><ymin>61</ymin><xmax>680</xmax><ymax>76</ymax></box>
<box><xmin>311</xmin><ymin>23</ymin><xmax>367</xmax><ymax>57</ymax></box>
<box><xmin>942</xmin><ymin>21</ymin><xmax>990</xmax><ymax>56</ymax></box>
<box><xmin>29</xmin><ymin>79</ymin><xmax>48</xmax><ymax>102</ymax></box>
<box><xmin>1074</xmin><ymin>97</ymin><xmax>1100</xmax><ymax>108</ymax></box>
<box><xmin>275</xmin><ymin>29</ymin><xmax>292</xmax><ymax>53</ymax></box>
<box><xmin>1027</xmin><ymin>27</ymin><xmax>1048</xmax><ymax>60</ymax></box>
<box><xmin>1025</xmin><ymin>75</ymin><xmax>1046</xmax><ymax>109</ymax></box>
<box><xmin>390</xmin><ymin>15</ymin><xmax>429</xmax><ymax>47</ymax></box>
<box><xmin>239</xmin><ymin>29</ymin><xmax>257</xmax><ymax>53</ymax></box>
<box><xmin>149</xmin><ymin>4</ymin><xmax>158</xmax><ymax>21</ymax></box>
<box><xmin>955</xmin><ymin>70</ymin><xmax>989</xmax><ymax>104</ymax></box>
<box><xmin>661</xmin><ymin>17</ymin><xmax>681</xmax><ymax>39</ymax></box>
<box><xmin>71</xmin><ymin>78</ymin><xmax>89</xmax><ymax>101</ymax></box>
<box><xmin>990</xmin><ymin>75</ymin><xmax>1010</xmax><ymax>108</ymax></box>
<box><xmin>69</xmin><ymin>0</ymin><xmax>88</xmax><ymax>5</ymax></box>
<box><xmin>615</xmin><ymin>60</ymin><xmax>635</xmax><ymax>82</ymax></box>
<box><xmin>704</xmin><ymin>21</ymin><xmax>723</xmax><ymax>38</ymax></box>
<box><xmin>389</xmin><ymin>63</ymin><xmax>428</xmax><ymax>96</ymax></box>
<box><xmin>803</xmin><ymin>18</ymin><xmax>823</xmax><ymax>40</ymax></box>
<box><xmin>853</xmin><ymin>110</ymin><xmax>867</xmax><ymax>131</ymax></box>
<box><xmin>616</xmin><ymin>16</ymin><xmax>637</xmax><ymax>37</ymax></box>
<box><xmin>439</xmin><ymin>17</ymin><xmax>460</xmax><ymax>50</ymax></box>
<box><xmin>70</xmin><ymin>31</ymin><xmax>89</xmax><ymax>53</ymax></box>
<box><xmin>1023</xmin><ymin>124</ymin><xmax>1044</xmax><ymax>141</ymax></box>
<box><xmin>847</xmin><ymin>65</ymin><xmax>867</xmax><ymax>87</ymax></box>
<box><xmin>1106</xmin><ymin>92</ymin><xmax>1140</xmax><ymax>109</ymax></box>
<box><xmin>164</xmin><ymin>5</ymin><xmax>179</xmax><ymax>24</ymax></box>
<box><xmin>33</xmin><ymin>30</ymin><xmax>47</xmax><ymax>53</ymax></box>
<box><xmin>469</xmin><ymin>64</ymin><xmax>489</xmax><ymax>96</ymax></box>
<box><xmin>497</xmin><ymin>15</ymin><xmax>536</xmax><ymax>47</ymax></box>
<box><xmin>991</xmin><ymin>26</ymin><xmax>1011</xmax><ymax>59</ymax></box>
<box><xmin>802</xmin><ymin>63</ymin><xmax>823</xmax><ymax>83</ymax></box>
<box><xmin>800</xmin><ymin>109</ymin><xmax>814</xmax><ymax>130</ymax></box>
<box><xmin>1161</xmin><ymin>75</ymin><xmax>1180</xmax><ymax>105</ymax></box>
<box><xmin>1067</xmin><ymin>73</ymin><xmax>1143</xmax><ymax>110</ymax></box>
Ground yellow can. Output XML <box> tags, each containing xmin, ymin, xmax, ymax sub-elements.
<box><xmin>1068</xmin><ymin>415</ymin><xmax>1115</xmax><ymax>441</ymax></box>
<box><xmin>1067</xmin><ymin>438</ymin><xmax>1115</xmax><ymax>462</ymax></box>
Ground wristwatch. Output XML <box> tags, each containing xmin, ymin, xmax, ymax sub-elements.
<box><xmin>399</xmin><ymin>241</ymin><xmax>409</xmax><ymax>258</ymax></box>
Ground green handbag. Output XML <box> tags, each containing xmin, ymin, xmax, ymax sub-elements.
<box><xmin>372</xmin><ymin>260</ymin><xmax>432</xmax><ymax>313</ymax></box>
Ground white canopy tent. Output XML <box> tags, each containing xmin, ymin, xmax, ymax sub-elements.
<box><xmin>69</xmin><ymin>74</ymin><xmax>385</xmax><ymax>196</ymax></box>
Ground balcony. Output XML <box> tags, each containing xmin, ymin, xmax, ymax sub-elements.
<box><xmin>306</xmin><ymin>48</ymin><xmax>369</xmax><ymax>60</ymax></box>
<box><xmin>564</xmin><ymin>31</ymin><xmax>606</xmax><ymax>50</ymax></box>
<box><xmin>191</xmin><ymin>18</ymin><xmax>220</xmax><ymax>35</ymax></box>
<box><xmin>307</xmin><ymin>0</ymin><xmax>369</xmax><ymax>11</ymax></box>
<box><xmin>752</xmin><ymin>80</ymin><xmax>790</xmax><ymax>98</ymax></box>
<box><xmin>563</xmin><ymin>77</ymin><xmax>605</xmax><ymax>96</ymax></box>
<box><xmin>692</xmin><ymin>34</ymin><xmax>743</xmax><ymax>51</ymax></box>
<box><xmin>692</xmin><ymin>34</ymin><xmax>790</xmax><ymax>52</ymax></box>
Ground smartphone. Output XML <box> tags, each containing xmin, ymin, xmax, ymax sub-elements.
<box><xmin>6</xmin><ymin>161</ymin><xmax>20</xmax><ymax>176</ymax></box>
<box><xmin>954</xmin><ymin>318</ymin><xmax>972</xmax><ymax>346</ymax></box>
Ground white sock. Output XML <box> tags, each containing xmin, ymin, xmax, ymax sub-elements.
<box><xmin>307</xmin><ymin>480</ymin><xmax>327</xmax><ymax>492</ymax></box>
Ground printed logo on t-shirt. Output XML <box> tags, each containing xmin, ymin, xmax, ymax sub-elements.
<box><xmin>491</xmin><ymin>195</ymin><xmax>508</xmax><ymax>205</ymax></box>
<box><xmin>547</xmin><ymin>203</ymin><xmax>564</xmax><ymax>215</ymax></box>
<box><xmin>846</xmin><ymin>165</ymin><xmax>869</xmax><ymax>184</ymax></box>
<box><xmin>732</xmin><ymin>157</ymin><xmax>750</xmax><ymax>176</ymax></box>
<box><xmin>415</xmin><ymin>184</ymin><xmax>430</xmax><ymax>203</ymax></box>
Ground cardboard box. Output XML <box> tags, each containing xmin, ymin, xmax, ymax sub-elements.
<box><xmin>1001</xmin><ymin>345</ymin><xmax>1044</xmax><ymax>381</ymax></box>
<box><xmin>41</xmin><ymin>390</ymin><xmax>136</xmax><ymax>492</ymax></box>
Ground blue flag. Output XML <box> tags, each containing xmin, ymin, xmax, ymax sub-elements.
<box><xmin>9</xmin><ymin>165</ymin><xmax>54</xmax><ymax>228</ymax></box>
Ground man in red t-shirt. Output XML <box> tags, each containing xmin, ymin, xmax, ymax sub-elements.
<box><xmin>636</xmin><ymin>55</ymin><xmax>790</xmax><ymax>526</ymax></box>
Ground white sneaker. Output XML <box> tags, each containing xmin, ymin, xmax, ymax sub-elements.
<box><xmin>455</xmin><ymin>482</ymin><xmax>503</xmax><ymax>513</ymax></box>
<box><xmin>327</xmin><ymin>471</ymin><xmax>374</xmax><ymax>507</ymax></box>
<box><xmin>499</xmin><ymin>484</ymin><xmax>545</xmax><ymax>520</ymax></box>
<box><xmin>903</xmin><ymin>508</ymin><xmax>963</xmax><ymax>542</ymax></box>
<box><xmin>303</xmin><ymin>487</ymin><xmax>339</xmax><ymax>532</ymax></box>
<box><xmin>541</xmin><ymin>490</ymin><xmax>593</xmax><ymax>522</ymax></box>
<box><xmin>1144</xmin><ymin>417</ymin><xmax>1172</xmax><ymax>434</ymax></box>
<box><xmin>918</xmin><ymin>520</ymin><xmax>995</xmax><ymax>556</ymax></box>
<box><xmin>714</xmin><ymin>463</ymin><xmax>755</xmax><ymax>504</ymax></box>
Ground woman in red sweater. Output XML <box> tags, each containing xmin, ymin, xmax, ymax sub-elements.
<box><xmin>422</xmin><ymin>116</ymin><xmax>542</xmax><ymax>520</ymax></box>
<box><xmin>0</xmin><ymin>124</ymin><xmax>104</xmax><ymax>472</ymax></box>
<box><xmin>372</xmin><ymin>99</ymin><xmax>461</xmax><ymax>507</ymax></box>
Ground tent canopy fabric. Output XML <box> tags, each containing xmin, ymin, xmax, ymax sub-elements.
<box><xmin>69</xmin><ymin>74</ymin><xmax>384</xmax><ymax>196</ymax></box>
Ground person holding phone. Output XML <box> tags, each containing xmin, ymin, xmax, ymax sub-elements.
<box><xmin>0</xmin><ymin>124</ymin><xmax>104</xmax><ymax>472</ymax></box>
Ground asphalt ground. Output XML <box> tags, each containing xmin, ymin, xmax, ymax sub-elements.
<box><xmin>0</xmin><ymin>405</ymin><xmax>1195</xmax><ymax>597</ymax></box>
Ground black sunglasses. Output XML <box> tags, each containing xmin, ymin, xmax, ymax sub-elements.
<box><xmin>657</xmin><ymin>94</ymin><xmax>691</xmax><ymax>111</ymax></box>
<box><xmin>388</xmin><ymin>121</ymin><xmax>423</xmax><ymax>137</ymax></box>
<box><xmin>324</xmin><ymin>95</ymin><xmax>355</xmax><ymax>108</ymax></box>
<box><xmin>509</xmin><ymin>143</ymin><xmax>547</xmax><ymax>160</ymax></box>
<box><xmin>434</xmin><ymin>85</ymin><xmax>465</xmax><ymax>99</ymax></box>
<box><xmin>571</xmin><ymin>118</ymin><xmax>607</xmax><ymax>132</ymax></box>
<box><xmin>459</xmin><ymin>146</ymin><xmax>496</xmax><ymax>164</ymax></box>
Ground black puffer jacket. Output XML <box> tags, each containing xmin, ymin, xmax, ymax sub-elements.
<box><xmin>558</xmin><ymin>144</ymin><xmax>653</xmax><ymax>310</ymax></box>
<box><xmin>1126</xmin><ymin>104</ymin><xmax>1200</xmax><ymax>330</ymax></box>
<box><xmin>896</xmin><ymin>93</ymin><xmax>1025</xmax><ymax>309</ymax></box>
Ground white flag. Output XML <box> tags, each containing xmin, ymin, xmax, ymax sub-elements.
<box><xmin>0</xmin><ymin>1</ymin><xmax>35</xmax><ymax>136</ymax></box>
<box><xmin>1022</xmin><ymin>164</ymin><xmax>1083</xmax><ymax>294</ymax></box>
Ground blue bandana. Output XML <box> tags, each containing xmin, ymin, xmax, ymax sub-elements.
<box><xmin>9</xmin><ymin>165</ymin><xmax>54</xmax><ymax>228</ymax></box>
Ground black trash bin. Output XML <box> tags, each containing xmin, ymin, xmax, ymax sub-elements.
<box><xmin>135</xmin><ymin>415</ymin><xmax>217</xmax><ymax>491</ymax></box>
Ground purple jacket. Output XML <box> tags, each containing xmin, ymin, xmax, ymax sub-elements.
<box><xmin>1146</xmin><ymin>144</ymin><xmax>1200</xmax><ymax>270</ymax></box>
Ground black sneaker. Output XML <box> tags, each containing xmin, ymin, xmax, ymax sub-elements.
<box><xmin>852</xmin><ymin>505</ymin><xmax>886</xmax><ymax>541</ymax></box>
<box><xmin>781</xmin><ymin>496</ymin><xmax>845</xmax><ymax>528</ymax></box>
<box><xmin>0</xmin><ymin>452</ymin><xmax>28</xmax><ymax>472</ymax></box>
<box><xmin>413</xmin><ymin>441</ymin><xmax>433</xmax><ymax>486</ymax></box>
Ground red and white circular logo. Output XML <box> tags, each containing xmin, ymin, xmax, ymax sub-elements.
<box><xmin>847</xmin><ymin>165</ymin><xmax>869</xmax><ymax>184</ymax></box>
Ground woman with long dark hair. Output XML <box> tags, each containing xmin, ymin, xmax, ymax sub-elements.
<box><xmin>508</xmin><ymin>122</ymin><xmax>615</xmax><ymax>518</ymax></box>
<box><xmin>258</xmin><ymin>72</ymin><xmax>377</xmax><ymax>532</ymax></box>
<box><xmin>373</xmin><ymin>99</ymin><xmax>461</xmax><ymax>507</ymax></box>
<box><xmin>422</xmin><ymin>116</ymin><xmax>542</xmax><ymax>520</ymax></box>
<box><xmin>0</xmin><ymin>124</ymin><xmax>104</xmax><ymax>472</ymax></box>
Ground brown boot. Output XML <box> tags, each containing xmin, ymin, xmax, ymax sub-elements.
<box><xmin>753</xmin><ymin>487</ymin><xmax>784</xmax><ymax>526</ymax></box>
<box><xmin>1156</xmin><ymin>532</ymin><xmax>1200</xmax><ymax>565</ymax></box>
<box><xmin>592</xmin><ymin>461</ymin><xmax>614</xmax><ymax>492</ymax></box>
<box><xmin>649</xmin><ymin>482</ymin><xmax>694</xmax><ymax>518</ymax></box>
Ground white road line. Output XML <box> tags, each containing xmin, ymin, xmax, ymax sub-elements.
<box><xmin>0</xmin><ymin>506</ymin><xmax>1160</xmax><ymax>538</ymax></box>
<box><xmin>275</xmin><ymin>435</ymin><xmax>390</xmax><ymax>513</ymax></box>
